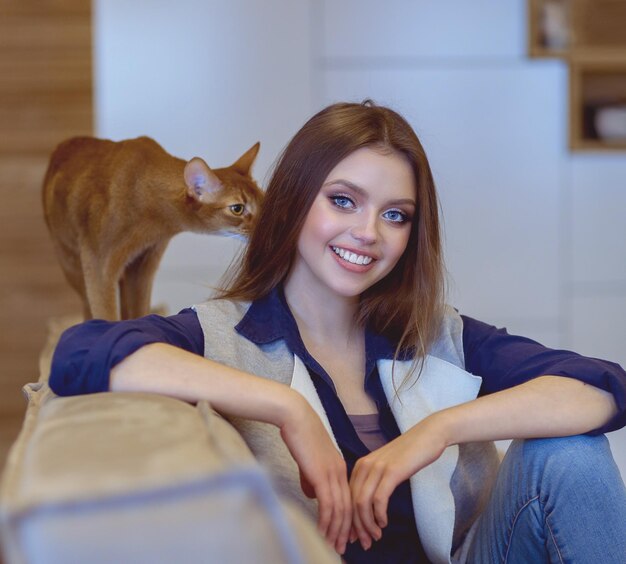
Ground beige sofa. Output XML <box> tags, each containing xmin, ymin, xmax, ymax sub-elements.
<box><xmin>0</xmin><ymin>317</ymin><xmax>339</xmax><ymax>564</ymax></box>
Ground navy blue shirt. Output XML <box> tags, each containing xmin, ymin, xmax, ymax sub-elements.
<box><xmin>236</xmin><ymin>289</ymin><xmax>428</xmax><ymax>562</ymax></box>
<box><xmin>49</xmin><ymin>290</ymin><xmax>626</xmax><ymax>562</ymax></box>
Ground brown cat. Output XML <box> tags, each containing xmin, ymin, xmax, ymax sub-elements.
<box><xmin>42</xmin><ymin>136</ymin><xmax>263</xmax><ymax>321</ymax></box>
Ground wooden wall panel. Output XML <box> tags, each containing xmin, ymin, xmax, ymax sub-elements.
<box><xmin>0</xmin><ymin>0</ymin><xmax>92</xmax><ymax>467</ymax></box>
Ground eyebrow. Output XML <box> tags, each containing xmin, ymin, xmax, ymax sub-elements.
<box><xmin>323</xmin><ymin>179</ymin><xmax>416</xmax><ymax>207</ymax></box>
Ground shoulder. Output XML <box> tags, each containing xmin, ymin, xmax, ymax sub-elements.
<box><xmin>192</xmin><ymin>297</ymin><xmax>254</xmax><ymax>351</ymax></box>
<box><xmin>192</xmin><ymin>297</ymin><xmax>294</xmax><ymax>381</ymax></box>
<box><xmin>428</xmin><ymin>305</ymin><xmax>465</xmax><ymax>368</ymax></box>
<box><xmin>193</xmin><ymin>298</ymin><xmax>251</xmax><ymax>326</ymax></box>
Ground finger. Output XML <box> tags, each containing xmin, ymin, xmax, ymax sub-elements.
<box><xmin>349</xmin><ymin>462</ymin><xmax>371</xmax><ymax>547</ymax></box>
<box><xmin>324</xmin><ymin>474</ymin><xmax>344</xmax><ymax>548</ymax></box>
<box><xmin>354</xmin><ymin>463</ymin><xmax>383</xmax><ymax>541</ymax></box>
<box><xmin>351</xmin><ymin>504</ymin><xmax>372</xmax><ymax>551</ymax></box>
<box><xmin>349</xmin><ymin>459</ymin><xmax>368</xmax><ymax>496</ymax></box>
<box><xmin>349</xmin><ymin>526</ymin><xmax>358</xmax><ymax>544</ymax></box>
<box><xmin>372</xmin><ymin>473</ymin><xmax>396</xmax><ymax>530</ymax></box>
<box><xmin>315</xmin><ymin>482</ymin><xmax>333</xmax><ymax>539</ymax></box>
<box><xmin>335</xmin><ymin>474</ymin><xmax>352</xmax><ymax>554</ymax></box>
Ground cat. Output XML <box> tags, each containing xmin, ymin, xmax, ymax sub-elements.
<box><xmin>42</xmin><ymin>136</ymin><xmax>263</xmax><ymax>321</ymax></box>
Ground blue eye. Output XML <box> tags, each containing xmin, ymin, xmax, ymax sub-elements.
<box><xmin>383</xmin><ymin>209</ymin><xmax>408</xmax><ymax>223</ymax></box>
<box><xmin>330</xmin><ymin>195</ymin><xmax>355</xmax><ymax>209</ymax></box>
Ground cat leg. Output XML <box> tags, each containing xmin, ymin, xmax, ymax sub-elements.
<box><xmin>119</xmin><ymin>273</ymin><xmax>132</xmax><ymax>321</ymax></box>
<box><xmin>64</xmin><ymin>267</ymin><xmax>92</xmax><ymax>320</ymax></box>
<box><xmin>119</xmin><ymin>241</ymin><xmax>169</xmax><ymax>320</ymax></box>
<box><xmin>80</xmin><ymin>246</ymin><xmax>120</xmax><ymax>320</ymax></box>
<box><xmin>49</xmin><ymin>239</ymin><xmax>92</xmax><ymax>319</ymax></box>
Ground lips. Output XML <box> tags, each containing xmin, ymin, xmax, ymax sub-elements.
<box><xmin>331</xmin><ymin>246</ymin><xmax>374</xmax><ymax>265</ymax></box>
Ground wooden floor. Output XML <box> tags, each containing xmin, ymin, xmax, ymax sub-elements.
<box><xmin>0</xmin><ymin>0</ymin><xmax>92</xmax><ymax>472</ymax></box>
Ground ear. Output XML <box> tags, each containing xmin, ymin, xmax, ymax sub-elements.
<box><xmin>184</xmin><ymin>157</ymin><xmax>222</xmax><ymax>201</ymax></box>
<box><xmin>230</xmin><ymin>142</ymin><xmax>260</xmax><ymax>176</ymax></box>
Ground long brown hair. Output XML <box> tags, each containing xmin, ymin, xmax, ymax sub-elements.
<box><xmin>219</xmin><ymin>101</ymin><xmax>445</xmax><ymax>374</ymax></box>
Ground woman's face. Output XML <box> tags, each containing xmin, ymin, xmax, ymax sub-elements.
<box><xmin>288</xmin><ymin>146</ymin><xmax>416</xmax><ymax>301</ymax></box>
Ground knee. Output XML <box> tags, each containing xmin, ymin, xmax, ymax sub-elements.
<box><xmin>513</xmin><ymin>434</ymin><xmax>619</xmax><ymax>488</ymax></box>
<box><xmin>522</xmin><ymin>433</ymin><xmax>609</xmax><ymax>457</ymax></box>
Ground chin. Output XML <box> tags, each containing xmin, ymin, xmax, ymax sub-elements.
<box><xmin>327</xmin><ymin>277</ymin><xmax>376</xmax><ymax>299</ymax></box>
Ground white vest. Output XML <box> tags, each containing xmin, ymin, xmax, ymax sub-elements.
<box><xmin>194</xmin><ymin>299</ymin><xmax>500</xmax><ymax>563</ymax></box>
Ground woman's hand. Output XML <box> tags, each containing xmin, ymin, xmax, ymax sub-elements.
<box><xmin>349</xmin><ymin>374</ymin><xmax>619</xmax><ymax>551</ymax></box>
<box><xmin>279</xmin><ymin>391</ymin><xmax>352</xmax><ymax>556</ymax></box>
<box><xmin>112</xmin><ymin>345</ymin><xmax>352</xmax><ymax>554</ymax></box>
<box><xmin>349</xmin><ymin>414</ymin><xmax>448</xmax><ymax>550</ymax></box>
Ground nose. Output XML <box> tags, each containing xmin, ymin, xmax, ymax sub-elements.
<box><xmin>350</xmin><ymin>211</ymin><xmax>378</xmax><ymax>245</ymax></box>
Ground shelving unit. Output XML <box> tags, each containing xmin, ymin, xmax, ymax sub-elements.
<box><xmin>571</xmin><ymin>0</ymin><xmax>626</xmax><ymax>52</ymax></box>
<box><xmin>528</xmin><ymin>0</ymin><xmax>626</xmax><ymax>151</ymax></box>
<box><xmin>528</xmin><ymin>0</ymin><xmax>573</xmax><ymax>58</ymax></box>
<box><xmin>570</xmin><ymin>55</ymin><xmax>626</xmax><ymax>150</ymax></box>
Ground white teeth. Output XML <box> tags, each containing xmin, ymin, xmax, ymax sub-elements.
<box><xmin>332</xmin><ymin>246</ymin><xmax>373</xmax><ymax>265</ymax></box>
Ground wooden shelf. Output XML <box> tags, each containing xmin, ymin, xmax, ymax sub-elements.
<box><xmin>529</xmin><ymin>0</ymin><xmax>626</xmax><ymax>57</ymax></box>
<box><xmin>571</xmin><ymin>0</ymin><xmax>626</xmax><ymax>52</ymax></box>
<box><xmin>528</xmin><ymin>0</ymin><xmax>574</xmax><ymax>58</ymax></box>
<box><xmin>569</xmin><ymin>56</ymin><xmax>626</xmax><ymax>150</ymax></box>
<box><xmin>529</xmin><ymin>1</ymin><xmax>626</xmax><ymax>151</ymax></box>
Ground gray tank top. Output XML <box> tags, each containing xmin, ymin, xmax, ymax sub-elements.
<box><xmin>348</xmin><ymin>413</ymin><xmax>387</xmax><ymax>452</ymax></box>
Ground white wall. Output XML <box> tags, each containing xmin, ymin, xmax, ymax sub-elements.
<box><xmin>94</xmin><ymin>0</ymin><xmax>316</xmax><ymax>308</ymax></box>
<box><xmin>95</xmin><ymin>0</ymin><xmax>626</xmax><ymax>472</ymax></box>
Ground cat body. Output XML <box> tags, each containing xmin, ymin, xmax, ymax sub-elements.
<box><xmin>43</xmin><ymin>136</ymin><xmax>262</xmax><ymax>321</ymax></box>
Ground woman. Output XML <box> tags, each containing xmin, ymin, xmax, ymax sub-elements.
<box><xmin>50</xmin><ymin>101</ymin><xmax>626</xmax><ymax>563</ymax></box>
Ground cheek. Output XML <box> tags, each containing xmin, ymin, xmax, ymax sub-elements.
<box><xmin>389</xmin><ymin>228</ymin><xmax>412</xmax><ymax>261</ymax></box>
<box><xmin>300</xmin><ymin>203</ymin><xmax>341</xmax><ymax>244</ymax></box>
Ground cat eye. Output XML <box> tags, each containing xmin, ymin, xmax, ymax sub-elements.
<box><xmin>229</xmin><ymin>204</ymin><xmax>245</xmax><ymax>216</ymax></box>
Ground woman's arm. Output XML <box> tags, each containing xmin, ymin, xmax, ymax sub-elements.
<box><xmin>348</xmin><ymin>317</ymin><xmax>626</xmax><ymax>549</ymax></box>
<box><xmin>435</xmin><ymin>374</ymin><xmax>617</xmax><ymax>443</ymax></box>
<box><xmin>462</xmin><ymin>315</ymin><xmax>626</xmax><ymax>433</ymax></box>
<box><xmin>50</xmin><ymin>312</ymin><xmax>352</xmax><ymax>554</ymax></box>
<box><xmin>349</xmin><ymin>376</ymin><xmax>618</xmax><ymax>549</ymax></box>
<box><xmin>49</xmin><ymin>309</ymin><xmax>204</xmax><ymax>395</ymax></box>
<box><xmin>111</xmin><ymin>343</ymin><xmax>352</xmax><ymax>556</ymax></box>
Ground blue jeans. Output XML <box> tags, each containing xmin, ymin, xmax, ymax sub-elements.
<box><xmin>466</xmin><ymin>435</ymin><xmax>626</xmax><ymax>563</ymax></box>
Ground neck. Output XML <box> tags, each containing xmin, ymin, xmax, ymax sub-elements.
<box><xmin>283</xmin><ymin>274</ymin><xmax>361</xmax><ymax>346</ymax></box>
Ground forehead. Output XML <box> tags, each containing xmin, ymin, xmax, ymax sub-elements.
<box><xmin>323</xmin><ymin>146</ymin><xmax>416</xmax><ymax>200</ymax></box>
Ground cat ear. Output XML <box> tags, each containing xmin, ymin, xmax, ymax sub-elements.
<box><xmin>230</xmin><ymin>142</ymin><xmax>260</xmax><ymax>177</ymax></box>
<box><xmin>184</xmin><ymin>157</ymin><xmax>222</xmax><ymax>201</ymax></box>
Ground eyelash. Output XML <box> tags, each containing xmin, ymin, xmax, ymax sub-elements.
<box><xmin>383</xmin><ymin>209</ymin><xmax>409</xmax><ymax>224</ymax></box>
<box><xmin>329</xmin><ymin>194</ymin><xmax>355</xmax><ymax>209</ymax></box>
<box><xmin>328</xmin><ymin>194</ymin><xmax>410</xmax><ymax>224</ymax></box>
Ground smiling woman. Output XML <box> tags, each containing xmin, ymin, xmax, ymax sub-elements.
<box><xmin>221</xmin><ymin>102</ymin><xmax>446</xmax><ymax>368</ymax></box>
<box><xmin>47</xmin><ymin>101</ymin><xmax>626</xmax><ymax>563</ymax></box>
<box><xmin>287</xmin><ymin>147</ymin><xmax>415</xmax><ymax>301</ymax></box>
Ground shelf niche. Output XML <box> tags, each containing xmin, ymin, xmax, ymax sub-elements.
<box><xmin>529</xmin><ymin>0</ymin><xmax>626</xmax><ymax>151</ymax></box>
<box><xmin>570</xmin><ymin>58</ymin><xmax>626</xmax><ymax>150</ymax></box>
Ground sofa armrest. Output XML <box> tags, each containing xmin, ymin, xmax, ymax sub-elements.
<box><xmin>0</xmin><ymin>314</ymin><xmax>339</xmax><ymax>563</ymax></box>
